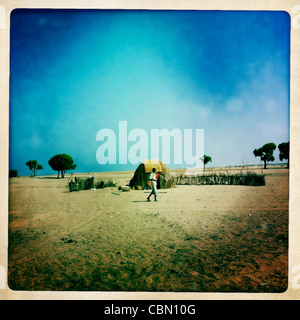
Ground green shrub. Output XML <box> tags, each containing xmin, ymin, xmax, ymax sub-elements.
<box><xmin>95</xmin><ymin>180</ymin><xmax>116</xmax><ymax>189</ymax></box>
<box><xmin>68</xmin><ymin>181</ymin><xmax>78</xmax><ymax>192</ymax></box>
<box><xmin>68</xmin><ymin>177</ymin><xmax>94</xmax><ymax>192</ymax></box>
<box><xmin>9</xmin><ymin>170</ymin><xmax>18</xmax><ymax>177</ymax></box>
<box><xmin>68</xmin><ymin>177</ymin><xmax>116</xmax><ymax>192</ymax></box>
<box><xmin>84</xmin><ymin>177</ymin><xmax>95</xmax><ymax>190</ymax></box>
<box><xmin>95</xmin><ymin>180</ymin><xmax>105</xmax><ymax>189</ymax></box>
<box><xmin>104</xmin><ymin>180</ymin><xmax>116</xmax><ymax>188</ymax></box>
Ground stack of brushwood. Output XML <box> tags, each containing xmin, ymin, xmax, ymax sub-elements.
<box><xmin>173</xmin><ymin>172</ymin><xmax>265</xmax><ymax>186</ymax></box>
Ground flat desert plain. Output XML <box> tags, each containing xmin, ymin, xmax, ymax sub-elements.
<box><xmin>8</xmin><ymin>166</ymin><xmax>289</xmax><ymax>292</ymax></box>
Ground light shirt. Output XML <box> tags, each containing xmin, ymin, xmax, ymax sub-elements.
<box><xmin>149</xmin><ymin>172</ymin><xmax>157</xmax><ymax>182</ymax></box>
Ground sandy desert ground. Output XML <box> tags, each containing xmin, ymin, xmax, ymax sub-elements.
<box><xmin>8</xmin><ymin>165</ymin><xmax>289</xmax><ymax>292</ymax></box>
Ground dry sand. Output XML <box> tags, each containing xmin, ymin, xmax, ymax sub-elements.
<box><xmin>8</xmin><ymin>166</ymin><xmax>289</xmax><ymax>292</ymax></box>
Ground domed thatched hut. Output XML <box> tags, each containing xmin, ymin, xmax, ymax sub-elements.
<box><xmin>129</xmin><ymin>159</ymin><xmax>174</xmax><ymax>189</ymax></box>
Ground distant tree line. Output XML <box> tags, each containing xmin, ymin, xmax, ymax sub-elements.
<box><xmin>12</xmin><ymin>141</ymin><xmax>289</xmax><ymax>178</ymax></box>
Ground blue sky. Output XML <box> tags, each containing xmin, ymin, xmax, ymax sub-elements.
<box><xmin>9</xmin><ymin>9</ymin><xmax>290</xmax><ymax>175</ymax></box>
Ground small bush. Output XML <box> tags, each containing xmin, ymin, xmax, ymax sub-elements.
<box><xmin>9</xmin><ymin>170</ymin><xmax>18</xmax><ymax>178</ymax></box>
<box><xmin>84</xmin><ymin>177</ymin><xmax>95</xmax><ymax>190</ymax></box>
<box><xmin>95</xmin><ymin>180</ymin><xmax>116</xmax><ymax>189</ymax></box>
<box><xmin>96</xmin><ymin>181</ymin><xmax>105</xmax><ymax>189</ymax></box>
<box><xmin>68</xmin><ymin>181</ymin><xmax>79</xmax><ymax>192</ymax></box>
<box><xmin>105</xmin><ymin>180</ymin><xmax>117</xmax><ymax>188</ymax></box>
<box><xmin>68</xmin><ymin>177</ymin><xmax>94</xmax><ymax>192</ymax></box>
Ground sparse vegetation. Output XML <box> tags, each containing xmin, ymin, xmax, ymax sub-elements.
<box><xmin>96</xmin><ymin>180</ymin><xmax>116</xmax><ymax>188</ymax></box>
<box><xmin>173</xmin><ymin>171</ymin><xmax>265</xmax><ymax>186</ymax></box>
<box><xmin>68</xmin><ymin>177</ymin><xmax>116</xmax><ymax>192</ymax></box>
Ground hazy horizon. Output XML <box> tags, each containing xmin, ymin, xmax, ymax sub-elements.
<box><xmin>17</xmin><ymin>162</ymin><xmax>289</xmax><ymax>178</ymax></box>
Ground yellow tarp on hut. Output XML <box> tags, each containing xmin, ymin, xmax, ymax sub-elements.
<box><xmin>142</xmin><ymin>159</ymin><xmax>167</xmax><ymax>174</ymax></box>
<box><xmin>129</xmin><ymin>159</ymin><xmax>174</xmax><ymax>189</ymax></box>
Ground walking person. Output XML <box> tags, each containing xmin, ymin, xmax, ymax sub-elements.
<box><xmin>147</xmin><ymin>168</ymin><xmax>158</xmax><ymax>201</ymax></box>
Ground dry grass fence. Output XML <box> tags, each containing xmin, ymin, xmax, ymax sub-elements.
<box><xmin>173</xmin><ymin>171</ymin><xmax>266</xmax><ymax>186</ymax></box>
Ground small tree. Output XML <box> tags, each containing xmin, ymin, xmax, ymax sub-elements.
<box><xmin>203</xmin><ymin>155</ymin><xmax>212</xmax><ymax>171</ymax></box>
<box><xmin>25</xmin><ymin>160</ymin><xmax>43</xmax><ymax>176</ymax></box>
<box><xmin>9</xmin><ymin>170</ymin><xmax>18</xmax><ymax>178</ymax></box>
<box><xmin>253</xmin><ymin>142</ymin><xmax>276</xmax><ymax>169</ymax></box>
<box><xmin>278</xmin><ymin>142</ymin><xmax>289</xmax><ymax>168</ymax></box>
<box><xmin>48</xmin><ymin>154</ymin><xmax>77</xmax><ymax>178</ymax></box>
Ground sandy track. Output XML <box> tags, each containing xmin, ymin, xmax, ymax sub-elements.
<box><xmin>8</xmin><ymin>167</ymin><xmax>289</xmax><ymax>292</ymax></box>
